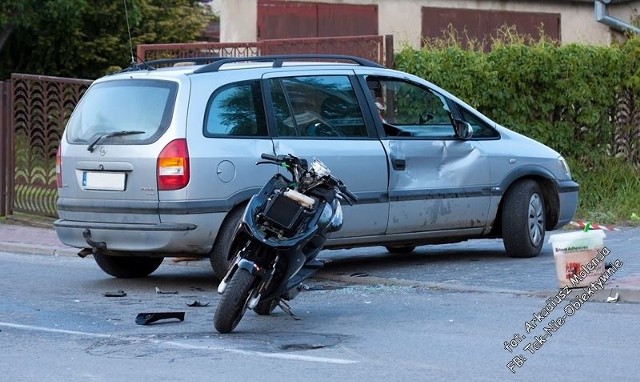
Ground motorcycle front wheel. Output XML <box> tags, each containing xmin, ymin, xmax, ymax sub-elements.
<box><xmin>214</xmin><ymin>268</ymin><xmax>256</xmax><ymax>333</ymax></box>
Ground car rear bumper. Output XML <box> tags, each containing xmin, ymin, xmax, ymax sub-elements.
<box><xmin>54</xmin><ymin>219</ymin><xmax>212</xmax><ymax>254</ymax></box>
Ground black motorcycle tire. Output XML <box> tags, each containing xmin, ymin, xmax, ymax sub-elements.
<box><xmin>214</xmin><ymin>268</ymin><xmax>256</xmax><ymax>333</ymax></box>
<box><xmin>253</xmin><ymin>298</ymin><xmax>278</xmax><ymax>316</ymax></box>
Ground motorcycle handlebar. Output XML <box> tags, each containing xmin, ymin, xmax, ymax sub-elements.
<box><xmin>260</xmin><ymin>153</ymin><xmax>279</xmax><ymax>162</ymax></box>
<box><xmin>259</xmin><ymin>153</ymin><xmax>308</xmax><ymax>170</ymax></box>
<box><xmin>342</xmin><ymin>188</ymin><xmax>359</xmax><ymax>203</ymax></box>
<box><xmin>335</xmin><ymin>180</ymin><xmax>358</xmax><ymax>204</ymax></box>
<box><xmin>259</xmin><ymin>153</ymin><xmax>357</xmax><ymax>203</ymax></box>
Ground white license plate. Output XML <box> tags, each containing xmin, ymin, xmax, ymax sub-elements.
<box><xmin>82</xmin><ymin>171</ymin><xmax>126</xmax><ymax>191</ymax></box>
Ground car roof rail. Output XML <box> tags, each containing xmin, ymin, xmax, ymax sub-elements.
<box><xmin>117</xmin><ymin>56</ymin><xmax>224</xmax><ymax>73</ymax></box>
<box><xmin>192</xmin><ymin>54</ymin><xmax>384</xmax><ymax>74</ymax></box>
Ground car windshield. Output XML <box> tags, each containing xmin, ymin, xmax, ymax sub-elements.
<box><xmin>66</xmin><ymin>79</ymin><xmax>178</xmax><ymax>144</ymax></box>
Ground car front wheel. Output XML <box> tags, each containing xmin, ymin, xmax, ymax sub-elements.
<box><xmin>502</xmin><ymin>179</ymin><xmax>546</xmax><ymax>258</ymax></box>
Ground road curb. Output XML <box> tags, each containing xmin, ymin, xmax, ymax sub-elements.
<box><xmin>0</xmin><ymin>242</ymin><xmax>77</xmax><ymax>258</ymax></box>
<box><xmin>315</xmin><ymin>271</ymin><xmax>640</xmax><ymax>304</ymax></box>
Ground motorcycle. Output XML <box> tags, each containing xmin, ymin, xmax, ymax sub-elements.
<box><xmin>213</xmin><ymin>153</ymin><xmax>358</xmax><ymax>333</ymax></box>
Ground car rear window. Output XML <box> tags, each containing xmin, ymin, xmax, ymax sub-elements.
<box><xmin>65</xmin><ymin>79</ymin><xmax>178</xmax><ymax>144</ymax></box>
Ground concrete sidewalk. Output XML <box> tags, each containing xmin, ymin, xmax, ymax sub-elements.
<box><xmin>0</xmin><ymin>223</ymin><xmax>77</xmax><ymax>257</ymax></box>
<box><xmin>0</xmin><ymin>221</ymin><xmax>639</xmax><ymax>303</ymax></box>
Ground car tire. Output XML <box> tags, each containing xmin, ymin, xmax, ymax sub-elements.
<box><xmin>93</xmin><ymin>252</ymin><xmax>163</xmax><ymax>278</ymax></box>
<box><xmin>385</xmin><ymin>245</ymin><xmax>416</xmax><ymax>254</ymax></box>
<box><xmin>502</xmin><ymin>179</ymin><xmax>545</xmax><ymax>258</ymax></box>
<box><xmin>210</xmin><ymin>207</ymin><xmax>244</xmax><ymax>280</ymax></box>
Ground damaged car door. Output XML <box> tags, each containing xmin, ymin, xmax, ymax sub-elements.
<box><xmin>368</xmin><ymin>76</ymin><xmax>492</xmax><ymax>233</ymax></box>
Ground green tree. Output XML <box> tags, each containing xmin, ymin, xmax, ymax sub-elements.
<box><xmin>0</xmin><ymin>0</ymin><xmax>86</xmax><ymax>55</ymax></box>
<box><xmin>0</xmin><ymin>0</ymin><xmax>214</xmax><ymax>79</ymax></box>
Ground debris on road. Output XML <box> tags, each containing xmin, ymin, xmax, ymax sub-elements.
<box><xmin>569</xmin><ymin>220</ymin><xmax>620</xmax><ymax>231</ymax></box>
<box><xmin>135</xmin><ymin>312</ymin><xmax>185</xmax><ymax>325</ymax></box>
<box><xmin>155</xmin><ymin>287</ymin><xmax>178</xmax><ymax>294</ymax></box>
<box><xmin>103</xmin><ymin>290</ymin><xmax>126</xmax><ymax>297</ymax></box>
<box><xmin>187</xmin><ymin>300</ymin><xmax>209</xmax><ymax>307</ymax></box>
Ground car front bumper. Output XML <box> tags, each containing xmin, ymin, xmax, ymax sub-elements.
<box><xmin>555</xmin><ymin>180</ymin><xmax>579</xmax><ymax>229</ymax></box>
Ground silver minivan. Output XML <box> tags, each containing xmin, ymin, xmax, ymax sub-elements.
<box><xmin>54</xmin><ymin>55</ymin><xmax>579</xmax><ymax>279</ymax></box>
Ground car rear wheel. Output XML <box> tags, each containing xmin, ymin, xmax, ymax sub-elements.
<box><xmin>210</xmin><ymin>207</ymin><xmax>244</xmax><ymax>280</ymax></box>
<box><xmin>502</xmin><ymin>180</ymin><xmax>545</xmax><ymax>258</ymax></box>
<box><xmin>93</xmin><ymin>252</ymin><xmax>163</xmax><ymax>278</ymax></box>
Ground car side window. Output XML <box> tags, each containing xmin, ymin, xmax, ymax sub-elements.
<box><xmin>458</xmin><ymin>105</ymin><xmax>500</xmax><ymax>139</ymax></box>
<box><xmin>204</xmin><ymin>80</ymin><xmax>268</xmax><ymax>137</ymax></box>
<box><xmin>269</xmin><ymin>75</ymin><xmax>368</xmax><ymax>138</ymax></box>
<box><xmin>367</xmin><ymin>77</ymin><xmax>455</xmax><ymax>138</ymax></box>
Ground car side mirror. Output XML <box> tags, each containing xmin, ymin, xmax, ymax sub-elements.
<box><xmin>454</xmin><ymin>119</ymin><xmax>473</xmax><ymax>140</ymax></box>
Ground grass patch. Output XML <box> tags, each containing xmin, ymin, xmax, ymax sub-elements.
<box><xmin>569</xmin><ymin>156</ymin><xmax>640</xmax><ymax>226</ymax></box>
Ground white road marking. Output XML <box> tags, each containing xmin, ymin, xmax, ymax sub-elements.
<box><xmin>0</xmin><ymin>321</ymin><xmax>357</xmax><ymax>365</ymax></box>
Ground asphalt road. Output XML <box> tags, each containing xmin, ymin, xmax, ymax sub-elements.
<box><xmin>1</xmin><ymin>249</ymin><xmax>639</xmax><ymax>381</ymax></box>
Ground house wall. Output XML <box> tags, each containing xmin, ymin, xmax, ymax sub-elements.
<box><xmin>222</xmin><ymin>0</ymin><xmax>259</xmax><ymax>42</ymax></box>
<box><xmin>220</xmin><ymin>0</ymin><xmax>640</xmax><ymax>49</ymax></box>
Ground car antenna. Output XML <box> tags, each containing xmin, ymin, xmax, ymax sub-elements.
<box><xmin>123</xmin><ymin>0</ymin><xmax>136</xmax><ymax>66</ymax></box>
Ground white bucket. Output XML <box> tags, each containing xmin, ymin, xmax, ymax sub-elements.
<box><xmin>548</xmin><ymin>230</ymin><xmax>607</xmax><ymax>288</ymax></box>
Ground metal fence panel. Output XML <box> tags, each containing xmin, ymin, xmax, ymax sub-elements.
<box><xmin>10</xmin><ymin>74</ymin><xmax>91</xmax><ymax>217</ymax></box>
<box><xmin>137</xmin><ymin>35</ymin><xmax>393</xmax><ymax>68</ymax></box>
<box><xmin>0</xmin><ymin>81</ymin><xmax>9</xmax><ymax>216</ymax></box>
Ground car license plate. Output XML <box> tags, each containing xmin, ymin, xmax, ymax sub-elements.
<box><xmin>82</xmin><ymin>171</ymin><xmax>126</xmax><ymax>191</ymax></box>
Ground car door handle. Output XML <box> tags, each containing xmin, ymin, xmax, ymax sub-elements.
<box><xmin>392</xmin><ymin>159</ymin><xmax>406</xmax><ymax>171</ymax></box>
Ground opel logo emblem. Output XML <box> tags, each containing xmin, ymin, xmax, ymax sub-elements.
<box><xmin>99</xmin><ymin>147</ymin><xmax>107</xmax><ymax>156</ymax></box>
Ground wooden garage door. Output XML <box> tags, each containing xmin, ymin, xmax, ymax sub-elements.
<box><xmin>258</xmin><ymin>1</ymin><xmax>378</xmax><ymax>40</ymax></box>
<box><xmin>422</xmin><ymin>7</ymin><xmax>560</xmax><ymax>47</ymax></box>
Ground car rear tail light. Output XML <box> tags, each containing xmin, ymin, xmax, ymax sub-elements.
<box><xmin>56</xmin><ymin>146</ymin><xmax>62</xmax><ymax>188</ymax></box>
<box><xmin>157</xmin><ymin>139</ymin><xmax>190</xmax><ymax>190</ymax></box>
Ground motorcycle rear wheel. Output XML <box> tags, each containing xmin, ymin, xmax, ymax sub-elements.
<box><xmin>214</xmin><ymin>268</ymin><xmax>256</xmax><ymax>333</ymax></box>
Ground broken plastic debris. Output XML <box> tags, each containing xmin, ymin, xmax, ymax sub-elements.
<box><xmin>606</xmin><ymin>293</ymin><xmax>619</xmax><ymax>303</ymax></box>
<box><xmin>135</xmin><ymin>312</ymin><xmax>185</xmax><ymax>325</ymax></box>
<box><xmin>187</xmin><ymin>300</ymin><xmax>210</xmax><ymax>307</ymax></box>
<box><xmin>155</xmin><ymin>287</ymin><xmax>178</xmax><ymax>294</ymax></box>
<box><xmin>103</xmin><ymin>290</ymin><xmax>126</xmax><ymax>297</ymax></box>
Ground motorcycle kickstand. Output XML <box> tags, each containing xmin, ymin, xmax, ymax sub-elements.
<box><xmin>277</xmin><ymin>299</ymin><xmax>301</xmax><ymax>320</ymax></box>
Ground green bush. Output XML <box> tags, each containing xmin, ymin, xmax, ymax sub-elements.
<box><xmin>395</xmin><ymin>32</ymin><xmax>640</xmax><ymax>224</ymax></box>
<box><xmin>569</xmin><ymin>156</ymin><xmax>640</xmax><ymax>225</ymax></box>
